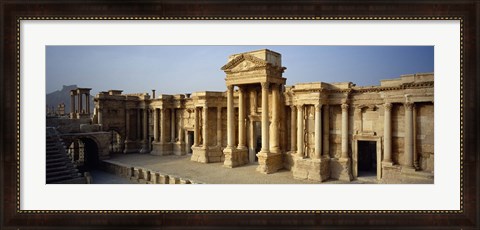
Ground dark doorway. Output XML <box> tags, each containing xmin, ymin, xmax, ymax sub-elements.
<box><xmin>254</xmin><ymin>121</ymin><xmax>261</xmax><ymax>162</ymax></box>
<box><xmin>187</xmin><ymin>131</ymin><xmax>194</xmax><ymax>154</ymax></box>
<box><xmin>357</xmin><ymin>141</ymin><xmax>377</xmax><ymax>177</ymax></box>
<box><xmin>80</xmin><ymin>138</ymin><xmax>99</xmax><ymax>172</ymax></box>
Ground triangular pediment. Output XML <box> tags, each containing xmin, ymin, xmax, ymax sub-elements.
<box><xmin>221</xmin><ymin>54</ymin><xmax>268</xmax><ymax>72</ymax></box>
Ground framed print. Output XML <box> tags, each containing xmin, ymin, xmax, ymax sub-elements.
<box><xmin>1</xmin><ymin>0</ymin><xmax>479</xmax><ymax>229</ymax></box>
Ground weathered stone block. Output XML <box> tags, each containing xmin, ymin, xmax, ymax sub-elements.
<box><xmin>256</xmin><ymin>151</ymin><xmax>283</xmax><ymax>174</ymax></box>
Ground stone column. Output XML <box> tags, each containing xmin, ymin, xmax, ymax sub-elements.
<box><xmin>160</xmin><ymin>108</ymin><xmax>166</xmax><ymax>144</ymax></box>
<box><xmin>217</xmin><ymin>107</ymin><xmax>222</xmax><ymax>146</ymax></box>
<box><xmin>97</xmin><ymin>108</ymin><xmax>103</xmax><ymax>130</ymax></box>
<box><xmin>153</xmin><ymin>109</ymin><xmax>159</xmax><ymax>142</ymax></box>
<box><xmin>341</xmin><ymin>104</ymin><xmax>349</xmax><ymax>159</ymax></box>
<box><xmin>125</xmin><ymin>109</ymin><xmax>131</xmax><ymax>141</ymax></box>
<box><xmin>238</xmin><ymin>87</ymin><xmax>246</xmax><ymax>149</ymax></box>
<box><xmin>314</xmin><ymin>104</ymin><xmax>322</xmax><ymax>159</ymax></box>
<box><xmin>270</xmin><ymin>84</ymin><xmax>280</xmax><ymax>153</ymax></box>
<box><xmin>70</xmin><ymin>93</ymin><xmax>75</xmax><ymax>114</ymax></box>
<box><xmin>290</xmin><ymin>106</ymin><xmax>297</xmax><ymax>151</ymax></box>
<box><xmin>193</xmin><ymin>107</ymin><xmax>199</xmax><ymax>147</ymax></box>
<box><xmin>404</xmin><ymin>102</ymin><xmax>414</xmax><ymax>169</ymax></box>
<box><xmin>178</xmin><ymin>110</ymin><xmax>184</xmax><ymax>143</ymax></box>
<box><xmin>135</xmin><ymin>109</ymin><xmax>140</xmax><ymax>140</ymax></box>
<box><xmin>383</xmin><ymin>103</ymin><xmax>392</xmax><ymax>164</ymax></box>
<box><xmin>297</xmin><ymin>104</ymin><xmax>304</xmax><ymax>158</ymax></box>
<box><xmin>202</xmin><ymin>106</ymin><xmax>209</xmax><ymax>149</ymax></box>
<box><xmin>171</xmin><ymin>109</ymin><xmax>176</xmax><ymax>142</ymax></box>
<box><xmin>323</xmin><ymin>105</ymin><xmax>330</xmax><ymax>157</ymax></box>
<box><xmin>85</xmin><ymin>94</ymin><xmax>90</xmax><ymax>114</ymax></box>
<box><xmin>140</xmin><ymin>108</ymin><xmax>149</xmax><ymax>153</ymax></box>
<box><xmin>226</xmin><ymin>85</ymin><xmax>235</xmax><ymax>149</ymax></box>
<box><xmin>260</xmin><ymin>82</ymin><xmax>270</xmax><ymax>153</ymax></box>
<box><xmin>78</xmin><ymin>92</ymin><xmax>83</xmax><ymax>114</ymax></box>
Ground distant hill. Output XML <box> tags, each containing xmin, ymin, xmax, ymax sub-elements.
<box><xmin>46</xmin><ymin>85</ymin><xmax>94</xmax><ymax>115</ymax></box>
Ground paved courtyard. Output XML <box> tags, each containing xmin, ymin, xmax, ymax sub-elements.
<box><xmin>101</xmin><ymin>153</ymin><xmax>432</xmax><ymax>184</ymax></box>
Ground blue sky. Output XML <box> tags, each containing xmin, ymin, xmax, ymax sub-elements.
<box><xmin>46</xmin><ymin>46</ymin><xmax>433</xmax><ymax>96</ymax></box>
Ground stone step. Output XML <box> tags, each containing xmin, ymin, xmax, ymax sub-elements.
<box><xmin>46</xmin><ymin>169</ymin><xmax>79</xmax><ymax>178</ymax></box>
<box><xmin>46</xmin><ymin>157</ymin><xmax>67</xmax><ymax>164</ymax></box>
<box><xmin>47</xmin><ymin>174</ymin><xmax>81</xmax><ymax>184</ymax></box>
<box><xmin>46</xmin><ymin>161</ymin><xmax>68</xmax><ymax>168</ymax></box>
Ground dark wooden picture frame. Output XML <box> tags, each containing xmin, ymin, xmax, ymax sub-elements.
<box><xmin>1</xmin><ymin>1</ymin><xmax>478</xmax><ymax>229</ymax></box>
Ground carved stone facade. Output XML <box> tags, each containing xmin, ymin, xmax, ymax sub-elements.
<box><xmin>94</xmin><ymin>49</ymin><xmax>434</xmax><ymax>182</ymax></box>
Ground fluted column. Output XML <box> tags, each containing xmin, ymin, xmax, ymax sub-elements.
<box><xmin>323</xmin><ymin>105</ymin><xmax>330</xmax><ymax>158</ymax></box>
<box><xmin>171</xmin><ymin>109</ymin><xmax>175</xmax><ymax>142</ymax></box>
<box><xmin>153</xmin><ymin>109</ymin><xmax>159</xmax><ymax>142</ymax></box>
<box><xmin>160</xmin><ymin>108</ymin><xmax>166</xmax><ymax>144</ymax></box>
<box><xmin>290</xmin><ymin>106</ymin><xmax>297</xmax><ymax>151</ymax></box>
<box><xmin>260</xmin><ymin>82</ymin><xmax>270</xmax><ymax>153</ymax></box>
<box><xmin>270</xmin><ymin>84</ymin><xmax>280</xmax><ymax>153</ymax></box>
<box><xmin>193</xmin><ymin>107</ymin><xmax>199</xmax><ymax>147</ymax></box>
<box><xmin>297</xmin><ymin>104</ymin><xmax>304</xmax><ymax>158</ymax></box>
<box><xmin>404</xmin><ymin>102</ymin><xmax>414</xmax><ymax>168</ymax></box>
<box><xmin>341</xmin><ymin>104</ymin><xmax>349</xmax><ymax>159</ymax></box>
<box><xmin>217</xmin><ymin>107</ymin><xmax>222</xmax><ymax>146</ymax></box>
<box><xmin>238</xmin><ymin>87</ymin><xmax>246</xmax><ymax>149</ymax></box>
<box><xmin>383</xmin><ymin>103</ymin><xmax>392</xmax><ymax>163</ymax></box>
<box><xmin>314</xmin><ymin>104</ymin><xmax>322</xmax><ymax>159</ymax></box>
<box><xmin>226</xmin><ymin>85</ymin><xmax>235</xmax><ymax>148</ymax></box>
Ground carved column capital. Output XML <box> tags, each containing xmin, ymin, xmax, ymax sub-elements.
<box><xmin>226</xmin><ymin>85</ymin><xmax>234</xmax><ymax>91</ymax></box>
<box><xmin>341</xmin><ymin>103</ymin><xmax>349</xmax><ymax>111</ymax></box>
<box><xmin>297</xmin><ymin>104</ymin><xmax>304</xmax><ymax>112</ymax></box>
<box><xmin>384</xmin><ymin>103</ymin><xmax>392</xmax><ymax>111</ymax></box>
<box><xmin>260</xmin><ymin>82</ymin><xmax>269</xmax><ymax>89</ymax></box>
<box><xmin>315</xmin><ymin>103</ymin><xmax>323</xmax><ymax>112</ymax></box>
<box><xmin>404</xmin><ymin>102</ymin><xmax>414</xmax><ymax>111</ymax></box>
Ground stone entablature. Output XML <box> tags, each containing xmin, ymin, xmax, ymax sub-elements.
<box><xmin>94</xmin><ymin>49</ymin><xmax>434</xmax><ymax>183</ymax></box>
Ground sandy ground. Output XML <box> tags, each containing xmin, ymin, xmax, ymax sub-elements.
<box><xmin>102</xmin><ymin>153</ymin><xmax>422</xmax><ymax>184</ymax></box>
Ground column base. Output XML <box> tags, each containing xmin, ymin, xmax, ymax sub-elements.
<box><xmin>256</xmin><ymin>150</ymin><xmax>283</xmax><ymax>174</ymax></box>
<box><xmin>330</xmin><ymin>157</ymin><xmax>353</xmax><ymax>181</ymax></box>
<box><xmin>401</xmin><ymin>166</ymin><xmax>417</xmax><ymax>173</ymax></box>
<box><xmin>139</xmin><ymin>142</ymin><xmax>150</xmax><ymax>154</ymax></box>
<box><xmin>123</xmin><ymin>140</ymin><xmax>137</xmax><ymax>154</ymax></box>
<box><xmin>191</xmin><ymin>146</ymin><xmax>209</xmax><ymax>163</ymax></box>
<box><xmin>150</xmin><ymin>142</ymin><xmax>173</xmax><ymax>156</ymax></box>
<box><xmin>223</xmin><ymin>147</ymin><xmax>248</xmax><ymax>168</ymax></box>
<box><xmin>292</xmin><ymin>157</ymin><xmax>330</xmax><ymax>182</ymax></box>
<box><xmin>173</xmin><ymin>142</ymin><xmax>186</xmax><ymax>156</ymax></box>
<box><xmin>382</xmin><ymin>161</ymin><xmax>394</xmax><ymax>167</ymax></box>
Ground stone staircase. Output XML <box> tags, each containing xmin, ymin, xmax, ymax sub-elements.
<box><xmin>46</xmin><ymin>127</ymin><xmax>86</xmax><ymax>184</ymax></box>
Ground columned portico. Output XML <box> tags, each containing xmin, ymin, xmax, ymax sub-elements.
<box><xmin>70</xmin><ymin>88</ymin><xmax>91</xmax><ymax>119</ymax></box>
<box><xmin>123</xmin><ymin>109</ymin><xmax>136</xmax><ymax>153</ymax></box>
<box><xmin>151</xmin><ymin>107</ymin><xmax>172</xmax><ymax>156</ymax></box>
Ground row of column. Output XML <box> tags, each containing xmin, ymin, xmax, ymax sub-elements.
<box><xmin>70</xmin><ymin>92</ymin><xmax>90</xmax><ymax>114</ymax></box>
<box><xmin>152</xmin><ymin>108</ymin><xmax>183</xmax><ymax>144</ymax></box>
<box><xmin>225</xmin><ymin>82</ymin><xmax>281</xmax><ymax>153</ymax></box>
<box><xmin>383</xmin><ymin>102</ymin><xmax>415</xmax><ymax>169</ymax></box>
<box><xmin>125</xmin><ymin>108</ymin><xmax>149</xmax><ymax>142</ymax></box>
<box><xmin>192</xmin><ymin>106</ymin><xmax>224</xmax><ymax>148</ymax></box>
<box><xmin>290</xmin><ymin>102</ymin><xmax>415</xmax><ymax>168</ymax></box>
<box><xmin>291</xmin><ymin>103</ymin><xmax>334</xmax><ymax>159</ymax></box>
